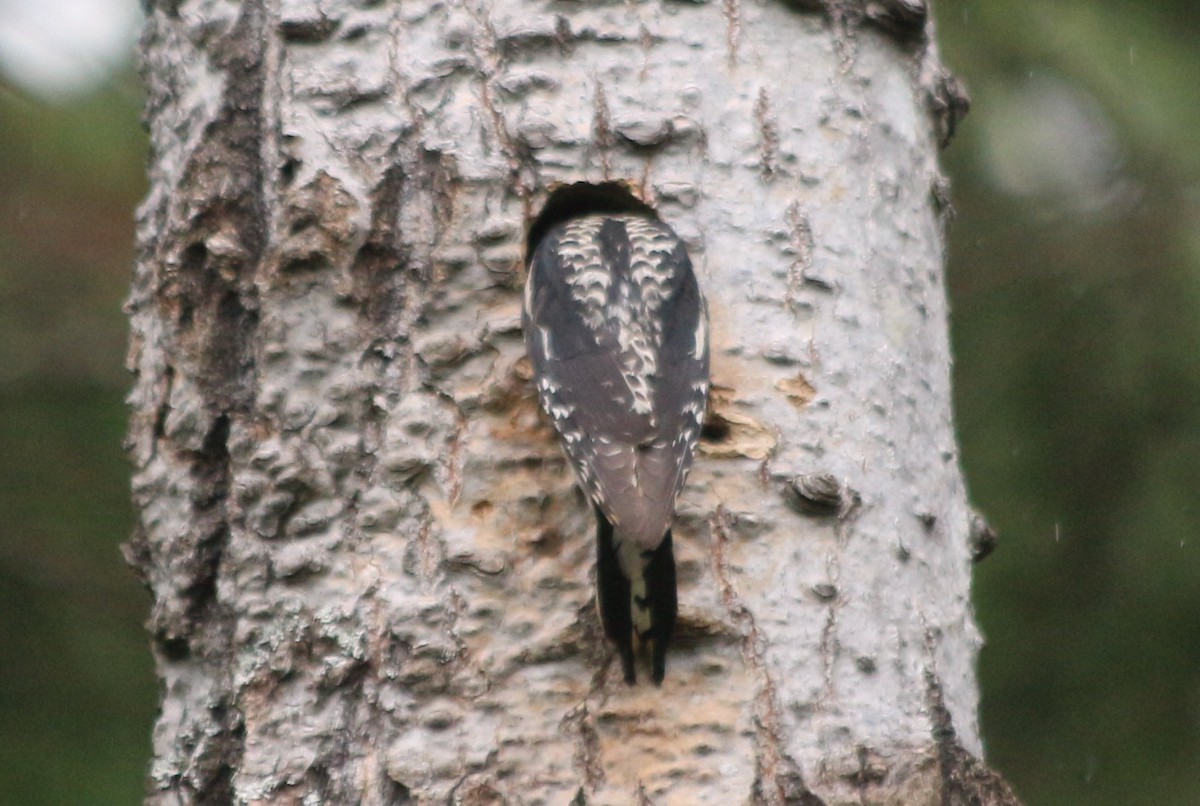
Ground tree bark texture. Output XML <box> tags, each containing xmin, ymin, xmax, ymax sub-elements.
<box><xmin>127</xmin><ymin>0</ymin><xmax>1014</xmax><ymax>803</ymax></box>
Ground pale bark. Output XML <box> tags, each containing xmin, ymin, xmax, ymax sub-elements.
<box><xmin>127</xmin><ymin>0</ymin><xmax>1013</xmax><ymax>803</ymax></box>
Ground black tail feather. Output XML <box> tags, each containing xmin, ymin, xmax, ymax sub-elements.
<box><xmin>595</xmin><ymin>507</ymin><xmax>636</xmax><ymax>684</ymax></box>
<box><xmin>644</xmin><ymin>530</ymin><xmax>677</xmax><ymax>685</ymax></box>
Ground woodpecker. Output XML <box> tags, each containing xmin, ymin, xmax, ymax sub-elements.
<box><xmin>522</xmin><ymin>212</ymin><xmax>710</xmax><ymax>684</ymax></box>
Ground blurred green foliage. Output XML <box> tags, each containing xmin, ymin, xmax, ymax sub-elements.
<box><xmin>0</xmin><ymin>1</ymin><xmax>1197</xmax><ymax>803</ymax></box>
<box><xmin>0</xmin><ymin>74</ymin><xmax>154</xmax><ymax>804</ymax></box>
<box><xmin>941</xmin><ymin>1</ymin><xmax>1200</xmax><ymax>803</ymax></box>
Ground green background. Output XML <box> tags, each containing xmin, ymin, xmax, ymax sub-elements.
<box><xmin>1</xmin><ymin>1</ymin><xmax>1197</xmax><ymax>802</ymax></box>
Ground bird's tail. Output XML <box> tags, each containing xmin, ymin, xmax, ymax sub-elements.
<box><xmin>595</xmin><ymin>507</ymin><xmax>678</xmax><ymax>684</ymax></box>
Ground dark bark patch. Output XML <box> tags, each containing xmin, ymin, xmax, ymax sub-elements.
<box><xmin>163</xmin><ymin>231</ymin><xmax>258</xmax><ymax>414</ymax></box>
<box><xmin>844</xmin><ymin>745</ymin><xmax>891</xmax><ymax>799</ymax></box>
<box><xmin>165</xmin><ymin>414</ymin><xmax>233</xmax><ymax>636</ymax></box>
<box><xmin>969</xmin><ymin>511</ymin><xmax>999</xmax><ymax>563</ymax></box>
<box><xmin>353</xmin><ymin>147</ymin><xmax>461</xmax><ymax>330</ymax></box>
<box><xmin>273</xmin><ymin>171</ymin><xmax>360</xmax><ymax>277</ymax></box>
<box><xmin>165</xmin><ymin>2</ymin><xmax>266</xmax><ymax>417</ymax></box>
<box><xmin>184</xmin><ymin>523</ymin><xmax>228</xmax><ymax>621</ymax></box>
<box><xmin>496</xmin><ymin>29</ymin><xmax>563</xmax><ymax>60</ymax></box>
<box><xmin>279</xmin><ymin>13</ymin><xmax>339</xmax><ymax>43</ymax></box>
<box><xmin>151</xmin><ymin>364</ymin><xmax>176</xmax><ymax>441</ymax></box>
<box><xmin>206</xmin><ymin>290</ymin><xmax>258</xmax><ymax>414</ymax></box>
<box><xmin>146</xmin><ymin>0</ymin><xmax>183</xmax><ymax>18</ymax></box>
<box><xmin>924</xmin><ymin>668</ymin><xmax>1023</xmax><ymax>806</ymax></box>
<box><xmin>158</xmin><ymin>635</ymin><xmax>191</xmax><ymax>662</ymax></box>
<box><xmin>351</xmin><ymin>161</ymin><xmax>409</xmax><ymax>327</ymax></box>
<box><xmin>425</xmin><ymin>147</ymin><xmax>462</xmax><ymax>248</ymax></box>
<box><xmin>452</xmin><ymin>779</ymin><xmax>506</xmax><ymax>806</ymax></box>
<box><xmin>863</xmin><ymin>0</ymin><xmax>927</xmax><ymax>42</ymax></box>
<box><xmin>177</xmin><ymin>243</ymin><xmax>207</xmax><ymax>328</ymax></box>
<box><xmin>204</xmin><ymin>699</ymin><xmax>246</xmax><ymax>804</ymax></box>
<box><xmin>929</xmin><ymin>70</ymin><xmax>971</xmax><ymax>149</ymax></box>
<box><xmin>529</xmin><ymin>527</ymin><xmax>564</xmax><ymax>557</ymax></box>
<box><xmin>193</xmin><ymin>410</ymin><xmax>230</xmax><ymax>493</ymax></box>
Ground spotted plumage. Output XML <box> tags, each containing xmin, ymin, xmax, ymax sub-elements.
<box><xmin>523</xmin><ymin>212</ymin><xmax>710</xmax><ymax>683</ymax></box>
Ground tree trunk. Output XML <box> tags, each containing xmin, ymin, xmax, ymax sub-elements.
<box><xmin>126</xmin><ymin>0</ymin><xmax>1015</xmax><ymax>803</ymax></box>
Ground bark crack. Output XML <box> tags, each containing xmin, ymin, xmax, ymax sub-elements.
<box><xmin>710</xmin><ymin>507</ymin><xmax>823</xmax><ymax>805</ymax></box>
<box><xmin>755</xmin><ymin>88</ymin><xmax>780</xmax><ymax>179</ymax></box>
<box><xmin>563</xmin><ymin>701</ymin><xmax>606</xmax><ymax>793</ymax></box>
<box><xmin>432</xmin><ymin>389</ymin><xmax>469</xmax><ymax>506</ymax></box>
<box><xmin>785</xmin><ymin>202</ymin><xmax>818</xmax><ymax>310</ymax></box>
<box><xmin>466</xmin><ymin>2</ymin><xmax>535</xmax><ymax>200</ymax></box>
<box><xmin>592</xmin><ymin>83</ymin><xmax>614</xmax><ymax>180</ymax></box>
<box><xmin>721</xmin><ymin>0</ymin><xmax>741</xmax><ymax>65</ymax></box>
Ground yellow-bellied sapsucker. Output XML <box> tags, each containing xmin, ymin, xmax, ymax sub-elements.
<box><xmin>523</xmin><ymin>212</ymin><xmax>709</xmax><ymax>684</ymax></box>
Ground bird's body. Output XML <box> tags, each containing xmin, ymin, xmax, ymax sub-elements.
<box><xmin>523</xmin><ymin>212</ymin><xmax>709</xmax><ymax>683</ymax></box>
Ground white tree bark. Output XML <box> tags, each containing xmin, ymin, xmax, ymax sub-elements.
<box><xmin>127</xmin><ymin>0</ymin><xmax>1014</xmax><ymax>803</ymax></box>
